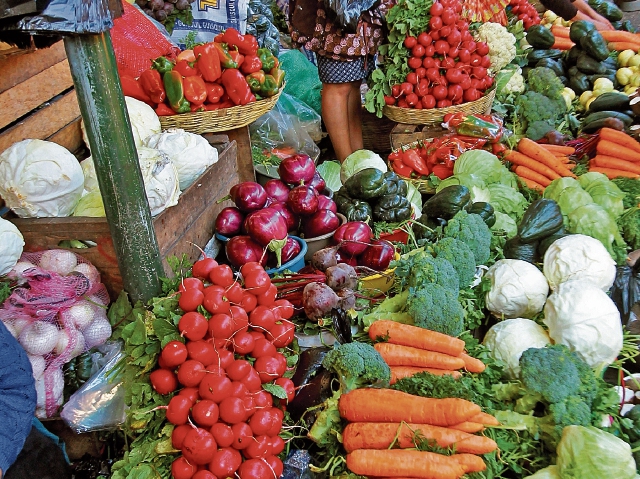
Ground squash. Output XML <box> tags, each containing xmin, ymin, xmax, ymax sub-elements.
<box><xmin>468</xmin><ymin>202</ymin><xmax>496</xmax><ymax>228</ymax></box>
<box><xmin>588</xmin><ymin>91</ymin><xmax>631</xmax><ymax>112</ymax></box>
<box><xmin>527</xmin><ymin>25</ymin><xmax>556</xmax><ymax>49</ymax></box>
<box><xmin>517</xmin><ymin>198</ymin><xmax>564</xmax><ymax>243</ymax></box>
<box><xmin>422</xmin><ymin>185</ymin><xmax>472</xmax><ymax>220</ymax></box>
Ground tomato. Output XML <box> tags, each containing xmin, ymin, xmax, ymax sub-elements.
<box><xmin>238</xmin><ymin>291</ymin><xmax>258</xmax><ymax>312</ymax></box>
<box><xmin>172</xmin><ymin>424</ymin><xmax>192</xmax><ymax>450</ymax></box>
<box><xmin>179</xmin><ymin>312</ymin><xmax>208</xmax><ymax>341</ymax></box>
<box><xmin>418</xmin><ymin>32</ymin><xmax>432</xmax><ymax>46</ymax></box>
<box><xmin>249</xmin><ymin>306</ymin><xmax>276</xmax><ymax>331</ymax></box>
<box><xmin>231</xmin><ymin>421</ymin><xmax>253</xmax><ymax>449</ymax></box>
<box><xmin>243</xmin><ymin>270</ymin><xmax>271</xmax><ymax>296</ymax></box>
<box><xmin>161</xmin><ymin>340</ymin><xmax>188</xmax><ymax>368</ymax></box>
<box><xmin>166</xmin><ymin>395</ymin><xmax>192</xmax><ymax>425</ymax></box>
<box><xmin>178</xmin><ymin>277</ymin><xmax>205</xmax><ymax>293</ymax></box>
<box><xmin>240</xmin><ymin>367</ymin><xmax>262</xmax><ymax>392</ymax></box>
<box><xmin>187</xmin><ymin>340</ymin><xmax>217</xmax><ymax>365</ymax></box>
<box><xmin>203</xmin><ymin>285</ymin><xmax>231</xmax><ymax>314</ymax></box>
<box><xmin>192</xmin><ymin>399</ymin><xmax>220</xmax><ymax>427</ymax></box>
<box><xmin>192</xmin><ymin>257</ymin><xmax>218</xmax><ymax>279</ymax></box>
<box><xmin>421</xmin><ymin>95</ymin><xmax>436</xmax><ymax>109</ymax></box>
<box><xmin>150</xmin><ymin>368</ymin><xmax>178</xmax><ymax>395</ymax></box>
<box><xmin>274</xmin><ymin>377</ymin><xmax>296</xmax><ymax>403</ymax></box>
<box><xmin>244</xmin><ymin>435</ymin><xmax>271</xmax><ymax>459</ymax></box>
<box><xmin>476</xmin><ymin>41</ymin><xmax>490</xmax><ymax>56</ymax></box>
<box><xmin>210</xmin><ymin>422</ymin><xmax>234</xmax><ymax>447</ymax></box>
<box><xmin>411</xmin><ymin>44</ymin><xmax>425</xmax><ymax>58</ymax></box>
<box><xmin>177</xmin><ymin>360</ymin><xmax>207</xmax><ymax>388</ymax></box>
<box><xmin>272</xmin><ymin>299</ymin><xmax>293</xmax><ymax>320</ymax></box>
<box><xmin>269</xmin><ymin>435</ymin><xmax>285</xmax><ymax>455</ymax></box>
<box><xmin>237</xmin><ymin>458</ymin><xmax>273</xmax><ymax>479</ymax></box>
<box><xmin>403</xmin><ymin>35</ymin><xmax>417</xmax><ymax>49</ymax></box>
<box><xmin>429</xmin><ymin>16</ymin><xmax>442</xmax><ymax>30</ymax></box>
<box><xmin>267</xmin><ymin>321</ymin><xmax>295</xmax><ymax>348</ymax></box>
<box><xmin>209</xmin><ymin>313</ymin><xmax>235</xmax><ymax>340</ymax></box>
<box><xmin>232</xmin><ymin>331</ymin><xmax>256</xmax><ymax>355</ymax></box>
<box><xmin>430</xmin><ymin>1</ymin><xmax>443</xmax><ymax>15</ymax></box>
<box><xmin>227</xmin><ymin>359</ymin><xmax>252</xmax><ymax>381</ymax></box>
<box><xmin>172</xmin><ymin>456</ymin><xmax>197</xmax><ymax>479</ymax></box>
<box><xmin>179</xmin><ymin>387</ymin><xmax>200</xmax><ymax>404</ymax></box>
<box><xmin>208</xmin><ymin>447</ymin><xmax>242</xmax><ymax>478</ymax></box>
<box><xmin>264</xmin><ymin>455</ymin><xmax>284</xmax><ymax>478</ymax></box>
<box><xmin>441</xmin><ymin>7</ymin><xmax>456</xmax><ymax>24</ymax></box>
<box><xmin>256</xmin><ymin>283</ymin><xmax>277</xmax><ymax>306</ymax></box>
<box><xmin>224</xmin><ymin>282</ymin><xmax>244</xmax><ymax>304</ymax></box>
<box><xmin>193</xmin><ymin>471</ymin><xmax>217</xmax><ymax>479</ymax></box>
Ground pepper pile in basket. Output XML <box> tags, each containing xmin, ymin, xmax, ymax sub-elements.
<box><xmin>118</xmin><ymin>28</ymin><xmax>285</xmax><ymax>116</ymax></box>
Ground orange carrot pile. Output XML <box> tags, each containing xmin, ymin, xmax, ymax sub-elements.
<box><xmin>589</xmin><ymin>127</ymin><xmax>640</xmax><ymax>179</ymax></box>
<box><xmin>506</xmin><ymin>138</ymin><xmax>577</xmax><ymax>191</ymax></box>
<box><xmin>599</xmin><ymin>31</ymin><xmax>640</xmax><ymax>51</ymax></box>
<box><xmin>550</xmin><ymin>25</ymin><xmax>570</xmax><ymax>38</ymax></box>
<box><xmin>552</xmin><ymin>36</ymin><xmax>575</xmax><ymax>50</ymax></box>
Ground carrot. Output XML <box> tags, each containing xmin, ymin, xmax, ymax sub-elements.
<box><xmin>607</xmin><ymin>41</ymin><xmax>640</xmax><ymax>52</ymax></box>
<box><xmin>346</xmin><ymin>449</ymin><xmax>467</xmax><ymax>479</ymax></box>
<box><xmin>513</xmin><ymin>165</ymin><xmax>553</xmax><ymax>187</ymax></box>
<box><xmin>550</xmin><ymin>25</ymin><xmax>570</xmax><ymax>38</ymax></box>
<box><xmin>599</xmin><ymin>127</ymin><xmax>640</xmax><ymax>155</ymax></box>
<box><xmin>518</xmin><ymin>177</ymin><xmax>546</xmax><ymax>192</ymax></box>
<box><xmin>458</xmin><ymin>352</ymin><xmax>486</xmax><ymax>373</ymax></box>
<box><xmin>589</xmin><ymin>166</ymin><xmax>640</xmax><ymax>179</ymax></box>
<box><xmin>390</xmin><ymin>366</ymin><xmax>462</xmax><ymax>384</ymax></box>
<box><xmin>368</xmin><ymin>320</ymin><xmax>466</xmax><ymax>357</ymax></box>
<box><xmin>449</xmin><ymin>422</ymin><xmax>485</xmax><ymax>433</ymax></box>
<box><xmin>596</xmin><ymin>139</ymin><xmax>640</xmax><ymax>162</ymax></box>
<box><xmin>539</xmin><ymin>144</ymin><xmax>575</xmax><ymax>155</ymax></box>
<box><xmin>593</xmin><ymin>155</ymin><xmax>640</xmax><ymax>174</ymax></box>
<box><xmin>338</xmin><ymin>388</ymin><xmax>482</xmax><ymax>426</ymax></box>
<box><xmin>467</xmin><ymin>412</ymin><xmax>500</xmax><ymax>426</ymax></box>
<box><xmin>506</xmin><ymin>150</ymin><xmax>560</xmax><ymax>180</ymax></box>
<box><xmin>342</xmin><ymin>422</ymin><xmax>499</xmax><ymax>454</ymax></box>
<box><xmin>599</xmin><ymin>30</ymin><xmax>640</xmax><ymax>44</ymax></box>
<box><xmin>552</xmin><ymin>37</ymin><xmax>575</xmax><ymax>50</ymax></box>
<box><xmin>452</xmin><ymin>454</ymin><xmax>487</xmax><ymax>473</ymax></box>
<box><xmin>374</xmin><ymin>343</ymin><xmax>466</xmax><ymax>370</ymax></box>
<box><xmin>517</xmin><ymin>137</ymin><xmax>577</xmax><ymax>177</ymax></box>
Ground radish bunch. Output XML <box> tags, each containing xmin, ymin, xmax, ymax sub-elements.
<box><xmin>385</xmin><ymin>0</ymin><xmax>494</xmax><ymax>109</ymax></box>
<box><xmin>507</xmin><ymin>0</ymin><xmax>541</xmax><ymax>29</ymax></box>
<box><xmin>149</xmin><ymin>258</ymin><xmax>296</xmax><ymax>479</ymax></box>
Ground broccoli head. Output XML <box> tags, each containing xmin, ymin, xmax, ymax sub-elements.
<box><xmin>430</xmin><ymin>237</ymin><xmax>477</xmax><ymax>288</ymax></box>
<box><xmin>393</xmin><ymin>250</ymin><xmax>460</xmax><ymax>292</ymax></box>
<box><xmin>527</xmin><ymin>67</ymin><xmax>565</xmax><ymax>101</ymax></box>
<box><xmin>321</xmin><ymin>342</ymin><xmax>391</xmax><ymax>392</ymax></box>
<box><xmin>443</xmin><ymin>210</ymin><xmax>492</xmax><ymax>265</ymax></box>
<box><xmin>526</xmin><ymin>120</ymin><xmax>555</xmax><ymax>141</ymax></box>
<box><xmin>516</xmin><ymin>90</ymin><xmax>565</xmax><ymax>126</ymax></box>
<box><xmin>407</xmin><ymin>284</ymin><xmax>465</xmax><ymax>337</ymax></box>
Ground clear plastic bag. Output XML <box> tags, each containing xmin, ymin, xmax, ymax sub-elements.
<box><xmin>60</xmin><ymin>342</ymin><xmax>126</xmax><ymax>433</ymax></box>
<box><xmin>250</xmin><ymin>92</ymin><xmax>322</xmax><ymax>162</ymax></box>
<box><xmin>323</xmin><ymin>0</ymin><xmax>378</xmax><ymax>32</ymax></box>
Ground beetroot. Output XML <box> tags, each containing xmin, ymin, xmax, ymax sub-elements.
<box><xmin>215</xmin><ymin>207</ymin><xmax>245</xmax><ymax>237</ymax></box>
<box><xmin>359</xmin><ymin>239</ymin><xmax>395</xmax><ymax>271</ymax></box>
<box><xmin>337</xmin><ymin>289</ymin><xmax>356</xmax><ymax>311</ymax></box>
<box><xmin>333</xmin><ymin>221</ymin><xmax>373</xmax><ymax>257</ymax></box>
<box><xmin>302</xmin><ymin>282</ymin><xmax>339</xmax><ymax>321</ymax></box>
<box><xmin>278</xmin><ymin>154</ymin><xmax>315</xmax><ymax>185</ymax></box>
<box><xmin>287</xmin><ymin>185</ymin><xmax>319</xmax><ymax>216</ymax></box>
<box><xmin>311</xmin><ymin>247</ymin><xmax>339</xmax><ymax>272</ymax></box>
<box><xmin>325</xmin><ymin>263</ymin><xmax>358</xmax><ymax>291</ymax></box>
<box><xmin>335</xmin><ymin>250</ymin><xmax>358</xmax><ymax>267</ymax></box>
<box><xmin>264</xmin><ymin>179</ymin><xmax>290</xmax><ymax>203</ymax></box>
<box><xmin>225</xmin><ymin>235</ymin><xmax>266</xmax><ymax>268</ymax></box>
<box><xmin>302</xmin><ymin>210</ymin><xmax>340</xmax><ymax>238</ymax></box>
<box><xmin>317</xmin><ymin>195</ymin><xmax>337</xmax><ymax>213</ymax></box>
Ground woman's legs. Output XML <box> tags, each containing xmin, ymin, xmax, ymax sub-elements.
<box><xmin>321</xmin><ymin>80</ymin><xmax>364</xmax><ymax>162</ymax></box>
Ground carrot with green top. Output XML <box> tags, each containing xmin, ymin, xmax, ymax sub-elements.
<box><xmin>449</xmin><ymin>422</ymin><xmax>485</xmax><ymax>433</ymax></box>
<box><xmin>368</xmin><ymin>320</ymin><xmax>466</xmax><ymax>357</ymax></box>
<box><xmin>338</xmin><ymin>388</ymin><xmax>481</xmax><ymax>426</ymax></box>
<box><xmin>513</xmin><ymin>165</ymin><xmax>553</xmax><ymax>187</ymax></box>
<box><xmin>596</xmin><ymin>139</ymin><xmax>640</xmax><ymax>162</ymax></box>
<box><xmin>589</xmin><ymin>166</ymin><xmax>640</xmax><ymax>179</ymax></box>
<box><xmin>599</xmin><ymin>127</ymin><xmax>640</xmax><ymax>155</ymax></box>
<box><xmin>374</xmin><ymin>343</ymin><xmax>466</xmax><ymax>370</ymax></box>
<box><xmin>593</xmin><ymin>155</ymin><xmax>640</xmax><ymax>174</ymax></box>
<box><xmin>539</xmin><ymin>144</ymin><xmax>575</xmax><ymax>155</ymax></box>
<box><xmin>467</xmin><ymin>411</ymin><xmax>500</xmax><ymax>426</ymax></box>
<box><xmin>458</xmin><ymin>352</ymin><xmax>486</xmax><ymax>373</ymax></box>
<box><xmin>506</xmin><ymin>150</ymin><xmax>561</xmax><ymax>180</ymax></box>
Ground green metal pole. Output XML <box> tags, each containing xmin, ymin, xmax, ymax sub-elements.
<box><xmin>64</xmin><ymin>32</ymin><xmax>164</xmax><ymax>303</ymax></box>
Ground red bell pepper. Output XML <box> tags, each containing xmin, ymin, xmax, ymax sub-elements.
<box><xmin>183</xmin><ymin>75</ymin><xmax>208</xmax><ymax>106</ymax></box>
<box><xmin>174</xmin><ymin>59</ymin><xmax>199</xmax><ymax>77</ymax></box>
<box><xmin>431</xmin><ymin>164</ymin><xmax>454</xmax><ymax>180</ymax></box>
<box><xmin>214</xmin><ymin>27</ymin><xmax>258</xmax><ymax>56</ymax></box>
<box><xmin>221</xmin><ymin>68</ymin><xmax>255</xmax><ymax>106</ymax></box>
<box><xmin>401</xmin><ymin>149</ymin><xmax>430</xmax><ymax>176</ymax></box>
<box><xmin>193</xmin><ymin>43</ymin><xmax>221</xmax><ymax>82</ymax></box>
<box><xmin>155</xmin><ymin>103</ymin><xmax>175</xmax><ymax>116</ymax></box>
<box><xmin>212</xmin><ymin>42</ymin><xmax>238</xmax><ymax>69</ymax></box>
<box><xmin>139</xmin><ymin>68</ymin><xmax>166</xmax><ymax>104</ymax></box>
<box><xmin>392</xmin><ymin>159</ymin><xmax>414</xmax><ymax>177</ymax></box>
<box><xmin>177</xmin><ymin>49</ymin><xmax>196</xmax><ymax>63</ymax></box>
<box><xmin>204</xmin><ymin>82</ymin><xmax>224</xmax><ymax>104</ymax></box>
<box><xmin>228</xmin><ymin>49</ymin><xmax>244</xmax><ymax>69</ymax></box>
<box><xmin>120</xmin><ymin>74</ymin><xmax>152</xmax><ymax>104</ymax></box>
<box><xmin>240</xmin><ymin>54</ymin><xmax>263</xmax><ymax>74</ymax></box>
<box><xmin>204</xmin><ymin>99</ymin><xmax>235</xmax><ymax>111</ymax></box>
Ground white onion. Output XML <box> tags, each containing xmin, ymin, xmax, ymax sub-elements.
<box><xmin>28</xmin><ymin>354</ymin><xmax>46</xmax><ymax>380</ymax></box>
<box><xmin>54</xmin><ymin>327</ymin><xmax>86</xmax><ymax>358</ymax></box>
<box><xmin>72</xmin><ymin>262</ymin><xmax>100</xmax><ymax>284</ymax></box>
<box><xmin>87</xmin><ymin>293</ymin><xmax>110</xmax><ymax>307</ymax></box>
<box><xmin>10</xmin><ymin>317</ymin><xmax>31</xmax><ymax>337</ymax></box>
<box><xmin>59</xmin><ymin>300</ymin><xmax>97</xmax><ymax>331</ymax></box>
<box><xmin>35</xmin><ymin>367</ymin><xmax>64</xmax><ymax>409</ymax></box>
<box><xmin>19</xmin><ymin>321</ymin><xmax>59</xmax><ymax>356</ymax></box>
<box><xmin>38</xmin><ymin>249</ymin><xmax>78</xmax><ymax>275</ymax></box>
<box><xmin>82</xmin><ymin>316</ymin><xmax>112</xmax><ymax>349</ymax></box>
<box><xmin>7</xmin><ymin>261</ymin><xmax>36</xmax><ymax>282</ymax></box>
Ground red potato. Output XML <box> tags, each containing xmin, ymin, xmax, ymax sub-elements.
<box><xmin>302</xmin><ymin>282</ymin><xmax>339</xmax><ymax>321</ymax></box>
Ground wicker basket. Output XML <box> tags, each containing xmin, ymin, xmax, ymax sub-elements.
<box><xmin>383</xmin><ymin>88</ymin><xmax>496</xmax><ymax>125</ymax></box>
<box><xmin>159</xmin><ymin>86</ymin><xmax>284</xmax><ymax>133</ymax></box>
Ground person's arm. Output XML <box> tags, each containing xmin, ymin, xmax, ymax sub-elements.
<box><xmin>573</xmin><ymin>0</ymin><xmax>614</xmax><ymax>29</ymax></box>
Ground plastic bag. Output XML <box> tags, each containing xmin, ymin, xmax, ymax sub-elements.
<box><xmin>611</xmin><ymin>255</ymin><xmax>640</xmax><ymax>329</ymax></box>
<box><xmin>278</xmin><ymin>49</ymin><xmax>323</xmax><ymax>115</ymax></box>
<box><xmin>442</xmin><ymin>113</ymin><xmax>506</xmax><ymax>143</ymax></box>
<box><xmin>246</xmin><ymin>0</ymin><xmax>281</xmax><ymax>57</ymax></box>
<box><xmin>60</xmin><ymin>342</ymin><xmax>126</xmax><ymax>433</ymax></box>
<box><xmin>323</xmin><ymin>0</ymin><xmax>378</xmax><ymax>33</ymax></box>
<box><xmin>250</xmin><ymin>92</ymin><xmax>321</xmax><ymax>162</ymax></box>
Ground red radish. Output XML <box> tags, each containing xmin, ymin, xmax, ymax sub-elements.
<box><xmin>178</xmin><ymin>277</ymin><xmax>205</xmax><ymax>293</ymax></box>
<box><xmin>219</xmin><ymin>396</ymin><xmax>247</xmax><ymax>424</ymax></box>
<box><xmin>243</xmin><ymin>208</ymin><xmax>289</xmax><ymax>266</ymax></box>
<box><xmin>359</xmin><ymin>239</ymin><xmax>395</xmax><ymax>271</ymax></box>
<box><xmin>227</xmin><ymin>359</ymin><xmax>252</xmax><ymax>381</ymax></box>
<box><xmin>161</xmin><ymin>340</ymin><xmax>188</xmax><ymax>368</ymax></box>
<box><xmin>267</xmin><ymin>321</ymin><xmax>295</xmax><ymax>348</ymax></box>
<box><xmin>223</xmin><ymin>182</ymin><xmax>267</xmax><ymax>212</ymax></box>
<box><xmin>186</xmin><ymin>341</ymin><xmax>217</xmax><ymax>365</ymax></box>
<box><xmin>231</xmin><ymin>422</ymin><xmax>253</xmax><ymax>449</ymax></box>
<box><xmin>243</xmin><ymin>269</ymin><xmax>271</xmax><ymax>295</ymax></box>
<box><xmin>229</xmin><ymin>381</ymin><xmax>249</xmax><ymax>398</ymax></box>
<box><xmin>241</xmin><ymin>367</ymin><xmax>262</xmax><ymax>392</ymax></box>
<box><xmin>250</xmin><ymin>338</ymin><xmax>277</xmax><ymax>358</ymax></box>
<box><xmin>171</xmin><ymin>456</ymin><xmax>197</xmax><ymax>479</ymax></box>
<box><xmin>209</xmin><ymin>264</ymin><xmax>234</xmax><ymax>288</ymax></box>
<box><xmin>225</xmin><ymin>235</ymin><xmax>266</xmax><ymax>268</ymax></box>
<box><xmin>264</xmin><ymin>455</ymin><xmax>284</xmax><ymax>478</ymax></box>
<box><xmin>249</xmin><ymin>306</ymin><xmax>276</xmax><ymax>331</ymax></box>
<box><xmin>244</xmin><ymin>435</ymin><xmax>271</xmax><ymax>459</ymax></box>
<box><xmin>166</xmin><ymin>395</ymin><xmax>192</xmax><ymax>425</ymax></box>
<box><xmin>191</xmin><ymin>257</ymin><xmax>218</xmax><ymax>280</ymax></box>
<box><xmin>199</xmin><ymin>374</ymin><xmax>233</xmax><ymax>403</ymax></box>
<box><xmin>307</xmin><ymin>171</ymin><xmax>326</xmax><ymax>192</ymax></box>
<box><xmin>178</xmin><ymin>387</ymin><xmax>200</xmax><ymax>403</ymax></box>
<box><xmin>172</xmin><ymin>424</ymin><xmax>192</xmax><ymax>449</ymax></box>
<box><xmin>274</xmin><ymin>377</ymin><xmax>296</xmax><ymax>403</ymax></box>
<box><xmin>179</xmin><ymin>312</ymin><xmax>208</xmax><ymax>341</ymax></box>
<box><xmin>316</xmin><ymin>195</ymin><xmax>337</xmax><ymax>213</ymax></box>
<box><xmin>208</xmin><ymin>448</ymin><xmax>242</xmax><ymax>478</ymax></box>
<box><xmin>229</xmin><ymin>305</ymin><xmax>250</xmax><ymax>333</ymax></box>
<box><xmin>303</xmin><ymin>209</ymin><xmax>340</xmax><ymax>238</ymax></box>
<box><xmin>254</xmin><ymin>355</ymin><xmax>282</xmax><ymax>383</ymax></box>
<box><xmin>182</xmin><ymin>427</ymin><xmax>217</xmax><ymax>465</ymax></box>
<box><xmin>270</xmin><ymin>435</ymin><xmax>285</xmax><ymax>455</ymax></box>
<box><xmin>192</xmin><ymin>399</ymin><xmax>220</xmax><ymax>427</ymax></box>
<box><xmin>210</xmin><ymin>423</ymin><xmax>234</xmax><ymax>448</ymax></box>
<box><xmin>287</xmin><ymin>185</ymin><xmax>319</xmax><ymax>216</ymax></box>
<box><xmin>263</xmin><ymin>179</ymin><xmax>290</xmax><ymax>203</ymax></box>
<box><xmin>193</xmin><ymin>471</ymin><xmax>217</xmax><ymax>479</ymax></box>
<box><xmin>203</xmin><ymin>286</ymin><xmax>230</xmax><ymax>315</ymax></box>
<box><xmin>209</xmin><ymin>313</ymin><xmax>235</xmax><ymax>340</ymax></box>
<box><xmin>150</xmin><ymin>368</ymin><xmax>178</xmax><ymax>395</ymax></box>
<box><xmin>215</xmin><ymin>207</ymin><xmax>245</xmax><ymax>237</ymax></box>
<box><xmin>268</xmin><ymin>202</ymin><xmax>299</xmax><ymax>233</ymax></box>
<box><xmin>278</xmin><ymin>154</ymin><xmax>315</xmax><ymax>184</ymax></box>
<box><xmin>256</xmin><ymin>283</ymin><xmax>277</xmax><ymax>306</ymax></box>
<box><xmin>177</xmin><ymin>360</ymin><xmax>206</xmax><ymax>387</ymax></box>
<box><xmin>232</xmin><ymin>331</ymin><xmax>255</xmax><ymax>355</ymax></box>
<box><xmin>333</xmin><ymin>221</ymin><xmax>373</xmax><ymax>256</ymax></box>
<box><xmin>254</xmin><ymin>390</ymin><xmax>273</xmax><ymax>408</ymax></box>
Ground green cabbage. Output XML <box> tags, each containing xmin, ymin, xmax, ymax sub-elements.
<box><xmin>568</xmin><ymin>203</ymin><xmax>627</xmax><ymax>263</ymax></box>
<box><xmin>454</xmin><ymin>149</ymin><xmax>518</xmax><ymax>187</ymax></box>
<box><xmin>73</xmin><ymin>191</ymin><xmax>105</xmax><ymax>217</ymax></box>
<box><xmin>579</xmin><ymin>172</ymin><xmax>626</xmax><ymax>219</ymax></box>
<box><xmin>543</xmin><ymin>178</ymin><xmax>593</xmax><ymax>223</ymax></box>
<box><xmin>316</xmin><ymin>160</ymin><xmax>342</xmax><ymax>193</ymax></box>
<box><xmin>487</xmin><ymin>183</ymin><xmax>528</xmax><ymax>221</ymax></box>
<box><xmin>524</xmin><ymin>466</ymin><xmax>561</xmax><ymax>478</ymax></box>
<box><xmin>557</xmin><ymin>426</ymin><xmax>638</xmax><ymax>479</ymax></box>
<box><xmin>491</xmin><ymin>211</ymin><xmax>518</xmax><ymax>238</ymax></box>
<box><xmin>340</xmin><ymin>149</ymin><xmax>387</xmax><ymax>183</ymax></box>
<box><xmin>436</xmin><ymin>173</ymin><xmax>490</xmax><ymax>202</ymax></box>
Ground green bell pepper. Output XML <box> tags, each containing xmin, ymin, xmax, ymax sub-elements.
<box><xmin>258</xmin><ymin>48</ymin><xmax>277</xmax><ymax>71</ymax></box>
<box><xmin>373</xmin><ymin>194</ymin><xmax>412</xmax><ymax>223</ymax></box>
<box><xmin>384</xmin><ymin>171</ymin><xmax>408</xmax><ymax>197</ymax></box>
<box><xmin>163</xmin><ymin>70</ymin><xmax>191</xmax><ymax>113</ymax></box>
<box><xmin>344</xmin><ymin>168</ymin><xmax>392</xmax><ymax>200</ymax></box>
<box><xmin>260</xmin><ymin>74</ymin><xmax>279</xmax><ymax>97</ymax></box>
<box><xmin>335</xmin><ymin>187</ymin><xmax>373</xmax><ymax>223</ymax></box>
<box><xmin>412</xmin><ymin>213</ymin><xmax>445</xmax><ymax>242</ymax></box>
<box><xmin>152</xmin><ymin>56</ymin><xmax>174</xmax><ymax>74</ymax></box>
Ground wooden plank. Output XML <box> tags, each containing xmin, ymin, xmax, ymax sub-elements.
<box><xmin>0</xmin><ymin>41</ymin><xmax>67</xmax><ymax>94</ymax></box>
<box><xmin>226</xmin><ymin>126</ymin><xmax>256</xmax><ymax>183</ymax></box>
<box><xmin>46</xmin><ymin>117</ymin><xmax>84</xmax><ymax>155</ymax></box>
<box><xmin>0</xmin><ymin>59</ymin><xmax>74</xmax><ymax>129</ymax></box>
<box><xmin>0</xmin><ymin>91</ymin><xmax>80</xmax><ymax>153</ymax></box>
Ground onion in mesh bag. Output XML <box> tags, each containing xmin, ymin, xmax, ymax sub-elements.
<box><xmin>28</xmin><ymin>354</ymin><xmax>46</xmax><ymax>380</ymax></box>
<box><xmin>54</xmin><ymin>327</ymin><xmax>86</xmax><ymax>359</ymax></box>
<box><xmin>19</xmin><ymin>321</ymin><xmax>59</xmax><ymax>356</ymax></box>
<box><xmin>39</xmin><ymin>249</ymin><xmax>78</xmax><ymax>276</ymax></box>
<box><xmin>82</xmin><ymin>314</ymin><xmax>112</xmax><ymax>349</ymax></box>
<box><xmin>35</xmin><ymin>367</ymin><xmax>64</xmax><ymax>416</ymax></box>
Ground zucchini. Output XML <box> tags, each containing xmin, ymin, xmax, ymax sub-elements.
<box><xmin>527</xmin><ymin>25</ymin><xmax>556</xmax><ymax>49</ymax></box>
<box><xmin>503</xmin><ymin>236</ymin><xmax>540</xmax><ymax>264</ymax></box>
<box><xmin>468</xmin><ymin>202</ymin><xmax>496</xmax><ymax>228</ymax></box>
<box><xmin>527</xmin><ymin>48</ymin><xmax>563</xmax><ymax>63</ymax></box>
<box><xmin>422</xmin><ymin>185</ymin><xmax>472</xmax><ymax>220</ymax></box>
<box><xmin>576</xmin><ymin>53</ymin><xmax>607</xmax><ymax>74</ymax></box>
<box><xmin>569</xmin><ymin>20</ymin><xmax>597</xmax><ymax>44</ymax></box>
<box><xmin>588</xmin><ymin>91</ymin><xmax>631</xmax><ymax>112</ymax></box>
<box><xmin>581</xmin><ymin>117</ymin><xmax>627</xmax><ymax>133</ymax></box>
<box><xmin>518</xmin><ymin>198</ymin><xmax>564</xmax><ymax>243</ymax></box>
<box><xmin>583</xmin><ymin>110</ymin><xmax>634</xmax><ymax>126</ymax></box>
<box><xmin>580</xmin><ymin>29</ymin><xmax>610</xmax><ymax>61</ymax></box>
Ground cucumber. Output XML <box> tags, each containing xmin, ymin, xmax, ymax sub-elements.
<box><xmin>583</xmin><ymin>110</ymin><xmax>634</xmax><ymax>126</ymax></box>
<box><xmin>588</xmin><ymin>91</ymin><xmax>631</xmax><ymax>112</ymax></box>
<box><xmin>581</xmin><ymin>117</ymin><xmax>627</xmax><ymax>133</ymax></box>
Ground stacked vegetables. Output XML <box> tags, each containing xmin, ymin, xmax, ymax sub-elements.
<box><xmin>506</xmin><ymin>138</ymin><xmax>577</xmax><ymax>191</ymax></box>
<box><xmin>590</xmin><ymin>128</ymin><xmax>640</xmax><ymax>179</ymax></box>
<box><xmin>507</xmin><ymin>0</ymin><xmax>541</xmax><ymax>29</ymax></box>
<box><xmin>119</xmin><ymin>28</ymin><xmax>284</xmax><ymax>116</ymax></box>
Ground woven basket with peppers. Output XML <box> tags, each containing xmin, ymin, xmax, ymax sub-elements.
<box><xmin>118</xmin><ymin>28</ymin><xmax>285</xmax><ymax>116</ymax></box>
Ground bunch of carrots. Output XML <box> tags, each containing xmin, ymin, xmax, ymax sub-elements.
<box><xmin>551</xmin><ymin>24</ymin><xmax>640</xmax><ymax>52</ymax></box>
<box><xmin>505</xmin><ymin>138</ymin><xmax>577</xmax><ymax>192</ymax></box>
<box><xmin>589</xmin><ymin>127</ymin><xmax>640</xmax><ymax>178</ymax></box>
<box><xmin>337</xmin><ymin>322</ymin><xmax>498</xmax><ymax>479</ymax></box>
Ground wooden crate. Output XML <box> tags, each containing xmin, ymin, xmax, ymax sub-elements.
<box><xmin>390</xmin><ymin>123</ymin><xmax>448</xmax><ymax>151</ymax></box>
<box><xmin>10</xmin><ymin>136</ymin><xmax>239</xmax><ymax>299</ymax></box>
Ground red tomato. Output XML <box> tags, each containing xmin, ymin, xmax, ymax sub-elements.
<box><xmin>150</xmin><ymin>368</ymin><xmax>178</xmax><ymax>395</ymax></box>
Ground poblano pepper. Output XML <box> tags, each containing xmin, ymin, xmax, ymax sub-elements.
<box><xmin>373</xmin><ymin>194</ymin><xmax>412</xmax><ymax>222</ymax></box>
<box><xmin>344</xmin><ymin>168</ymin><xmax>404</xmax><ymax>200</ymax></box>
<box><xmin>334</xmin><ymin>187</ymin><xmax>373</xmax><ymax>223</ymax></box>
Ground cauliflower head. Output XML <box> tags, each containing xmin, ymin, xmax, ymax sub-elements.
<box><xmin>504</xmin><ymin>68</ymin><xmax>525</xmax><ymax>94</ymax></box>
<box><xmin>475</xmin><ymin>23</ymin><xmax>517</xmax><ymax>73</ymax></box>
